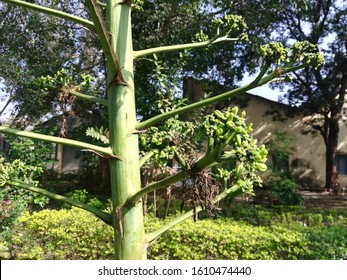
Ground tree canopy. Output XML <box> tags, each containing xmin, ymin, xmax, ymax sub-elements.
<box><xmin>248</xmin><ymin>0</ymin><xmax>346</xmax><ymax>192</ymax></box>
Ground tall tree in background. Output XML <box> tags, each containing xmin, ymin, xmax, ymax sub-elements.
<box><xmin>211</xmin><ymin>0</ymin><xmax>346</xmax><ymax>193</ymax></box>
<box><xmin>0</xmin><ymin>0</ymin><xmax>322</xmax><ymax>259</ymax></box>
<box><xmin>273</xmin><ymin>0</ymin><xmax>346</xmax><ymax>193</ymax></box>
<box><xmin>0</xmin><ymin>1</ymin><xmax>106</xmax><ymax>128</ymax></box>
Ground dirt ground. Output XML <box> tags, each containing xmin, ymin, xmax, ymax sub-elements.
<box><xmin>301</xmin><ymin>191</ymin><xmax>347</xmax><ymax>209</ymax></box>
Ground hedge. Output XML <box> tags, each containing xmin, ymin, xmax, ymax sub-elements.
<box><xmin>1</xmin><ymin>207</ymin><xmax>346</xmax><ymax>260</ymax></box>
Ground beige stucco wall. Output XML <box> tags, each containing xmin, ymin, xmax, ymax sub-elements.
<box><xmin>238</xmin><ymin>94</ymin><xmax>347</xmax><ymax>187</ymax></box>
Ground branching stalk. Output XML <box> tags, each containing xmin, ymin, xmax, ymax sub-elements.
<box><xmin>127</xmin><ymin>170</ymin><xmax>190</xmax><ymax>206</ymax></box>
<box><xmin>69</xmin><ymin>89</ymin><xmax>109</xmax><ymax>106</ymax></box>
<box><xmin>0</xmin><ymin>126</ymin><xmax>116</xmax><ymax>158</ymax></box>
<box><xmin>1</xmin><ymin>0</ymin><xmax>94</xmax><ymax>30</ymax></box>
<box><xmin>127</xmin><ymin>149</ymin><xmax>220</xmax><ymax>205</ymax></box>
<box><xmin>137</xmin><ymin>83</ymin><xmax>251</xmax><ymax>130</ymax></box>
<box><xmin>134</xmin><ymin>35</ymin><xmax>240</xmax><ymax>58</ymax></box>
<box><xmin>85</xmin><ymin>0</ymin><xmax>125</xmax><ymax>84</ymax></box>
<box><xmin>7</xmin><ymin>180</ymin><xmax>112</xmax><ymax>225</ymax></box>
<box><xmin>146</xmin><ymin>184</ymin><xmax>243</xmax><ymax>243</ymax></box>
<box><xmin>249</xmin><ymin>63</ymin><xmax>271</xmax><ymax>86</ymax></box>
<box><xmin>136</xmin><ymin>59</ymin><xmax>312</xmax><ymax>131</ymax></box>
<box><xmin>139</xmin><ymin>151</ymin><xmax>154</xmax><ymax>167</ymax></box>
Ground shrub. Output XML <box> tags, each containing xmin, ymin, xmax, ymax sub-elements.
<box><xmin>2</xmin><ymin>208</ymin><xmax>114</xmax><ymax>260</ymax></box>
<box><xmin>268</xmin><ymin>178</ymin><xmax>304</xmax><ymax>206</ymax></box>
<box><xmin>0</xmin><ymin>158</ymin><xmax>49</xmax><ymax>231</ymax></box>
<box><xmin>62</xmin><ymin>189</ymin><xmax>106</xmax><ymax>209</ymax></box>
<box><xmin>304</xmin><ymin>227</ymin><xmax>347</xmax><ymax>259</ymax></box>
<box><xmin>146</xmin><ymin>216</ymin><xmax>311</xmax><ymax>260</ymax></box>
<box><xmin>1</xmin><ymin>207</ymin><xmax>346</xmax><ymax>260</ymax></box>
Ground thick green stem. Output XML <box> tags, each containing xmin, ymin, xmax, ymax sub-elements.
<box><xmin>0</xmin><ymin>126</ymin><xmax>115</xmax><ymax>157</ymax></box>
<box><xmin>7</xmin><ymin>180</ymin><xmax>112</xmax><ymax>224</ymax></box>
<box><xmin>106</xmin><ymin>1</ymin><xmax>146</xmax><ymax>260</ymax></box>
<box><xmin>1</xmin><ymin>0</ymin><xmax>94</xmax><ymax>30</ymax></box>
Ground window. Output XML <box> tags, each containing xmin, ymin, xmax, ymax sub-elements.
<box><xmin>337</xmin><ymin>155</ymin><xmax>347</xmax><ymax>175</ymax></box>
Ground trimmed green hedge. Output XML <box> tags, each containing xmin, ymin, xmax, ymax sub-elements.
<box><xmin>146</xmin><ymin>216</ymin><xmax>310</xmax><ymax>260</ymax></box>
<box><xmin>1</xmin><ymin>208</ymin><xmax>114</xmax><ymax>260</ymax></box>
<box><xmin>1</xmin><ymin>207</ymin><xmax>346</xmax><ymax>260</ymax></box>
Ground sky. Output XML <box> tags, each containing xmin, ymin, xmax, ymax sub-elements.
<box><xmin>240</xmin><ymin>73</ymin><xmax>284</xmax><ymax>102</ymax></box>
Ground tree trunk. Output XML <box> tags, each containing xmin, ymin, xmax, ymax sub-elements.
<box><xmin>325</xmin><ymin>117</ymin><xmax>339</xmax><ymax>194</ymax></box>
<box><xmin>107</xmin><ymin>1</ymin><xmax>146</xmax><ymax>260</ymax></box>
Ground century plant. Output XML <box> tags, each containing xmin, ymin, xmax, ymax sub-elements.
<box><xmin>0</xmin><ymin>0</ymin><xmax>323</xmax><ymax>259</ymax></box>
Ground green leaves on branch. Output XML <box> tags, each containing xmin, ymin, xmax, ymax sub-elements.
<box><xmin>35</xmin><ymin>69</ymin><xmax>94</xmax><ymax>91</ymax></box>
<box><xmin>260</xmin><ymin>41</ymin><xmax>324</xmax><ymax>68</ymax></box>
<box><xmin>28</xmin><ymin>68</ymin><xmax>107</xmax><ymax>106</ymax></box>
<box><xmin>0</xmin><ymin>158</ymin><xmax>42</xmax><ymax>190</ymax></box>
<box><xmin>291</xmin><ymin>41</ymin><xmax>325</xmax><ymax>68</ymax></box>
<box><xmin>138</xmin><ymin>106</ymin><xmax>269</xmax><ymax>197</ymax></box>
<box><xmin>140</xmin><ymin>118</ymin><xmax>196</xmax><ymax>166</ymax></box>
<box><xmin>194</xmin><ymin>14</ymin><xmax>248</xmax><ymax>43</ymax></box>
<box><xmin>134</xmin><ymin>13</ymin><xmax>247</xmax><ymax>58</ymax></box>
<box><xmin>202</xmin><ymin>107</ymin><xmax>268</xmax><ymax>195</ymax></box>
<box><xmin>0</xmin><ymin>157</ymin><xmax>50</xmax><ymax>207</ymax></box>
<box><xmin>86</xmin><ymin>126</ymin><xmax>109</xmax><ymax>145</ymax></box>
<box><xmin>212</xmin><ymin>14</ymin><xmax>248</xmax><ymax>41</ymax></box>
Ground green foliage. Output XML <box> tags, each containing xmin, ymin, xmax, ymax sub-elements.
<box><xmin>1</xmin><ymin>186</ymin><xmax>27</xmax><ymax>229</ymax></box>
<box><xmin>268</xmin><ymin>178</ymin><xmax>304</xmax><ymax>206</ymax></box>
<box><xmin>0</xmin><ymin>157</ymin><xmax>42</xmax><ymax>187</ymax></box>
<box><xmin>203</xmin><ymin>107</ymin><xmax>268</xmax><ymax>195</ymax></box>
<box><xmin>5</xmin><ymin>135</ymin><xmax>55</xmax><ymax>168</ymax></box>
<box><xmin>0</xmin><ymin>0</ymin><xmax>328</xmax><ymax>260</ymax></box>
<box><xmin>2</xmin><ymin>206</ymin><xmax>346</xmax><ymax>260</ymax></box>
<box><xmin>2</xmin><ymin>208</ymin><xmax>114</xmax><ymax>260</ymax></box>
<box><xmin>228</xmin><ymin>203</ymin><xmax>347</xmax><ymax>228</ymax></box>
<box><xmin>266</xmin><ymin>130</ymin><xmax>295</xmax><ymax>160</ymax></box>
<box><xmin>147</xmin><ymin>217</ymin><xmax>310</xmax><ymax>260</ymax></box>
<box><xmin>140</xmin><ymin>118</ymin><xmax>197</xmax><ymax>165</ymax></box>
<box><xmin>260</xmin><ymin>41</ymin><xmax>324</xmax><ymax>67</ymax></box>
<box><xmin>62</xmin><ymin>189</ymin><xmax>106</xmax><ymax>210</ymax></box>
<box><xmin>304</xmin><ymin>226</ymin><xmax>347</xmax><ymax>260</ymax></box>
<box><xmin>0</xmin><ymin>158</ymin><xmax>49</xmax><ymax>233</ymax></box>
<box><xmin>85</xmin><ymin>126</ymin><xmax>109</xmax><ymax>145</ymax></box>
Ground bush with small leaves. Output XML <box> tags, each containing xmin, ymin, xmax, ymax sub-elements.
<box><xmin>2</xmin><ymin>208</ymin><xmax>114</xmax><ymax>260</ymax></box>
<box><xmin>2</xmin><ymin>207</ymin><xmax>346</xmax><ymax>260</ymax></box>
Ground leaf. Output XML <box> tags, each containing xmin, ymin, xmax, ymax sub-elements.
<box><xmin>86</xmin><ymin>126</ymin><xmax>110</xmax><ymax>144</ymax></box>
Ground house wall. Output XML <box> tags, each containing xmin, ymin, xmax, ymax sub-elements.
<box><xmin>53</xmin><ymin>144</ymin><xmax>83</xmax><ymax>173</ymax></box>
<box><xmin>240</xmin><ymin>96</ymin><xmax>324</xmax><ymax>186</ymax></box>
<box><xmin>61</xmin><ymin>146</ymin><xmax>83</xmax><ymax>173</ymax></box>
<box><xmin>234</xmin><ymin>94</ymin><xmax>347</xmax><ymax>188</ymax></box>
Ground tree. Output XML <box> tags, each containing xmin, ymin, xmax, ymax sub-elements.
<box><xmin>0</xmin><ymin>0</ymin><xmax>104</xmax><ymax>127</ymax></box>
<box><xmin>0</xmin><ymin>0</ymin><xmax>322</xmax><ymax>259</ymax></box>
<box><xmin>257</xmin><ymin>0</ymin><xmax>346</xmax><ymax>194</ymax></box>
